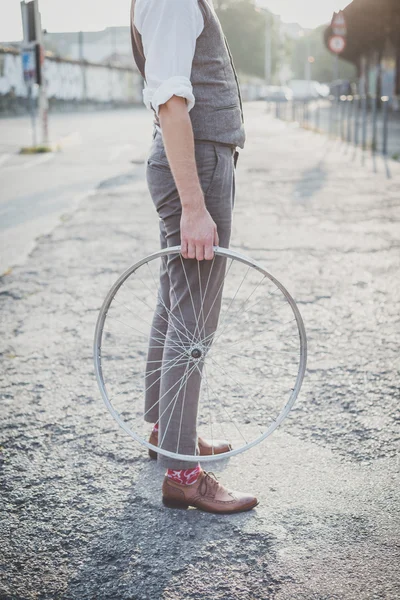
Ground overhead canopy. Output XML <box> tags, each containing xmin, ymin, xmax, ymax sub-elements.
<box><xmin>324</xmin><ymin>0</ymin><xmax>400</xmax><ymax>65</ymax></box>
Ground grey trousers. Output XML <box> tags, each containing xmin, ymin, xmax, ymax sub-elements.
<box><xmin>145</xmin><ymin>130</ymin><xmax>237</xmax><ymax>469</ymax></box>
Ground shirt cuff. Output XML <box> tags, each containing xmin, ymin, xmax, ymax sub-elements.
<box><xmin>143</xmin><ymin>75</ymin><xmax>195</xmax><ymax>116</ymax></box>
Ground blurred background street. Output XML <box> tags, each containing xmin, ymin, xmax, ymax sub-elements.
<box><xmin>0</xmin><ymin>108</ymin><xmax>150</xmax><ymax>272</ymax></box>
<box><xmin>1</xmin><ymin>1</ymin><xmax>400</xmax><ymax>599</ymax></box>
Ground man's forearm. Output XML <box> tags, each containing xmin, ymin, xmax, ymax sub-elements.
<box><xmin>158</xmin><ymin>96</ymin><xmax>204</xmax><ymax>210</ymax></box>
<box><xmin>158</xmin><ymin>95</ymin><xmax>218</xmax><ymax>260</ymax></box>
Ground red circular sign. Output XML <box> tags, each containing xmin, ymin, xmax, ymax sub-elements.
<box><xmin>328</xmin><ymin>35</ymin><xmax>346</xmax><ymax>54</ymax></box>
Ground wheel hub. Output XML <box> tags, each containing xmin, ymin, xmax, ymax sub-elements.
<box><xmin>189</xmin><ymin>346</ymin><xmax>203</xmax><ymax>361</ymax></box>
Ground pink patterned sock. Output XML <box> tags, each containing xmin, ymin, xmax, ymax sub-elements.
<box><xmin>152</xmin><ymin>423</ymin><xmax>159</xmax><ymax>433</ymax></box>
<box><xmin>166</xmin><ymin>464</ymin><xmax>202</xmax><ymax>485</ymax></box>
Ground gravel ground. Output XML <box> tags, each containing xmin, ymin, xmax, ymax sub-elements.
<box><xmin>1</xmin><ymin>103</ymin><xmax>399</xmax><ymax>599</ymax></box>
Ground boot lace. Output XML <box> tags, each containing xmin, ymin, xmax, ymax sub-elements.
<box><xmin>199</xmin><ymin>471</ymin><xmax>219</xmax><ymax>498</ymax></box>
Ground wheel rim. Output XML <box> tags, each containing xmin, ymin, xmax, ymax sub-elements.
<box><xmin>93</xmin><ymin>246</ymin><xmax>307</xmax><ymax>462</ymax></box>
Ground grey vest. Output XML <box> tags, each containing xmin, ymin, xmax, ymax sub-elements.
<box><xmin>130</xmin><ymin>0</ymin><xmax>246</xmax><ymax>149</ymax></box>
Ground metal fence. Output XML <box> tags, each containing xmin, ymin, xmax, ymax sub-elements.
<box><xmin>268</xmin><ymin>96</ymin><xmax>400</xmax><ymax>161</ymax></box>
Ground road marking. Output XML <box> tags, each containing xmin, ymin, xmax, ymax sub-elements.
<box><xmin>2</xmin><ymin>152</ymin><xmax>55</xmax><ymax>172</ymax></box>
<box><xmin>22</xmin><ymin>153</ymin><xmax>55</xmax><ymax>169</ymax></box>
<box><xmin>0</xmin><ymin>154</ymin><xmax>12</xmax><ymax>168</ymax></box>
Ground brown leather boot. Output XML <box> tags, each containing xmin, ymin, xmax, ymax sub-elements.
<box><xmin>148</xmin><ymin>430</ymin><xmax>232</xmax><ymax>460</ymax></box>
<box><xmin>162</xmin><ymin>469</ymin><xmax>258</xmax><ymax>514</ymax></box>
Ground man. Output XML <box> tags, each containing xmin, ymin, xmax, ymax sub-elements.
<box><xmin>130</xmin><ymin>0</ymin><xmax>258</xmax><ymax>513</ymax></box>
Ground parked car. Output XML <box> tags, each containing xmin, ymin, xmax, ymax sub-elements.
<box><xmin>289</xmin><ymin>80</ymin><xmax>328</xmax><ymax>101</ymax></box>
<box><xmin>329</xmin><ymin>79</ymin><xmax>353</xmax><ymax>99</ymax></box>
<box><xmin>262</xmin><ymin>86</ymin><xmax>293</xmax><ymax>102</ymax></box>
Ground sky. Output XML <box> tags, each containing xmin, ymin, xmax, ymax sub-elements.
<box><xmin>256</xmin><ymin>0</ymin><xmax>350</xmax><ymax>28</ymax></box>
<box><xmin>2</xmin><ymin>0</ymin><xmax>351</xmax><ymax>43</ymax></box>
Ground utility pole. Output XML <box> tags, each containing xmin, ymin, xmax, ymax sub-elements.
<box><xmin>305</xmin><ymin>35</ymin><xmax>311</xmax><ymax>82</ymax></box>
<box><xmin>333</xmin><ymin>54</ymin><xmax>339</xmax><ymax>81</ymax></box>
<box><xmin>78</xmin><ymin>30</ymin><xmax>87</xmax><ymax>101</ymax></box>
<box><xmin>264</xmin><ymin>13</ymin><xmax>272</xmax><ymax>86</ymax></box>
<box><xmin>20</xmin><ymin>0</ymin><xmax>49</xmax><ymax>147</ymax></box>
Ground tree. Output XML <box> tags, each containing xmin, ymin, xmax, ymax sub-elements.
<box><xmin>216</xmin><ymin>0</ymin><xmax>271</xmax><ymax>79</ymax></box>
<box><xmin>290</xmin><ymin>26</ymin><xmax>356</xmax><ymax>83</ymax></box>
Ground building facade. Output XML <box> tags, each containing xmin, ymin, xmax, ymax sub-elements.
<box><xmin>325</xmin><ymin>0</ymin><xmax>400</xmax><ymax>108</ymax></box>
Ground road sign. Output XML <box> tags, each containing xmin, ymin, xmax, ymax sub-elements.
<box><xmin>22</xmin><ymin>47</ymin><xmax>36</xmax><ymax>83</ymax></box>
<box><xmin>328</xmin><ymin>35</ymin><xmax>346</xmax><ymax>55</ymax></box>
<box><xmin>332</xmin><ymin>11</ymin><xmax>347</xmax><ymax>36</ymax></box>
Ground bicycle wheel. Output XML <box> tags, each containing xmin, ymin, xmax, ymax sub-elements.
<box><xmin>94</xmin><ymin>246</ymin><xmax>307</xmax><ymax>462</ymax></box>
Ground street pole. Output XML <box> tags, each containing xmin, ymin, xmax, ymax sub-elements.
<box><xmin>35</xmin><ymin>1</ymin><xmax>48</xmax><ymax>146</ymax></box>
<box><xmin>371</xmin><ymin>51</ymin><xmax>381</xmax><ymax>153</ymax></box>
<box><xmin>333</xmin><ymin>54</ymin><xmax>339</xmax><ymax>106</ymax></box>
<box><xmin>21</xmin><ymin>1</ymin><xmax>37</xmax><ymax>147</ymax></box>
<box><xmin>264</xmin><ymin>13</ymin><xmax>272</xmax><ymax>87</ymax></box>
<box><xmin>78</xmin><ymin>30</ymin><xmax>87</xmax><ymax>101</ymax></box>
<box><xmin>27</xmin><ymin>83</ymin><xmax>37</xmax><ymax>147</ymax></box>
<box><xmin>334</xmin><ymin>55</ymin><xmax>339</xmax><ymax>82</ymax></box>
<box><xmin>305</xmin><ymin>36</ymin><xmax>311</xmax><ymax>83</ymax></box>
<box><xmin>21</xmin><ymin>0</ymin><xmax>49</xmax><ymax>147</ymax></box>
<box><xmin>382</xmin><ymin>96</ymin><xmax>389</xmax><ymax>155</ymax></box>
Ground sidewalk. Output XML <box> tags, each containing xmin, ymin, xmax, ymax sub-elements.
<box><xmin>1</xmin><ymin>103</ymin><xmax>399</xmax><ymax>599</ymax></box>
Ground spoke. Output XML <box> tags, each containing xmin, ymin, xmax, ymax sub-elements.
<box><xmin>179</xmin><ymin>254</ymin><xmax>201</xmax><ymax>343</ymax></box>
<box><xmin>116</xmin><ymin>282</ymin><xmax>192</xmax><ymax>350</ymax></box>
<box><xmin>175</xmin><ymin>359</ymin><xmax>196</xmax><ymax>453</ymax></box>
<box><xmin>144</xmin><ymin>354</ymin><xmax>189</xmax><ymax>394</ymax></box>
<box><xmin>216</xmin><ymin>273</ymin><xmax>266</xmax><ymax>340</ymax></box>
<box><xmin>103</xmin><ymin>322</ymin><xmax>166</xmax><ymax>347</ymax></box>
<box><xmin>105</xmin><ymin>315</ymin><xmax>149</xmax><ymax>342</ymax></box>
<box><xmin>145</xmin><ymin>356</ymin><xmax>185</xmax><ymax>365</ymax></box>
<box><xmin>214</xmin><ymin>346</ymin><xmax>298</xmax><ymax>356</ymax></box>
<box><xmin>194</xmin><ymin>361</ymin><xmax>249</xmax><ymax>445</ymax></box>
<box><xmin>144</xmin><ymin>263</ymin><xmax>197</xmax><ymax>346</ymax></box>
<box><xmin>207</xmin><ymin>349</ymin><xmax>298</xmax><ymax>373</ymax></box>
<box><xmin>196</xmin><ymin>257</ymin><xmax>234</xmax><ymax>341</ymax></box>
<box><xmin>202</xmin><ymin>285</ymin><xmax>283</xmax><ymax>348</ymax></box>
<box><xmin>105</xmin><ymin>353</ymin><xmax>187</xmax><ymax>403</ymax></box>
<box><xmin>157</xmin><ymin>360</ymin><xmax>198</xmax><ymax>445</ymax></box>
<box><xmin>196</xmin><ymin>260</ymin><xmax>206</xmax><ymax>342</ymax></box>
<box><xmin>206</xmin><ymin>354</ymin><xmax>264</xmax><ymax>436</ymax></box>
<box><xmin>144</xmin><ymin>357</ymin><xmax>195</xmax><ymax>419</ymax></box>
<box><xmin>145</xmin><ymin>349</ymin><xmax>187</xmax><ymax>375</ymax></box>
<box><xmin>198</xmin><ymin>255</ymin><xmax>216</xmax><ymax>339</ymax></box>
<box><xmin>213</xmin><ymin>265</ymin><xmax>251</xmax><ymax>338</ymax></box>
<box><xmin>193</xmin><ymin>255</ymin><xmax>218</xmax><ymax>342</ymax></box>
<box><xmin>212</xmin><ymin>318</ymin><xmax>297</xmax><ymax>351</ymax></box>
<box><xmin>203</xmin><ymin>362</ymin><xmax>215</xmax><ymax>453</ymax></box>
<box><xmin>110</xmin><ymin>298</ymin><xmax>188</xmax><ymax>355</ymax></box>
<box><xmin>159</xmin><ymin>361</ymin><xmax>191</xmax><ymax>449</ymax></box>
<box><xmin>124</xmin><ymin>267</ymin><xmax>196</xmax><ymax>348</ymax></box>
<box><xmin>208</xmin><ymin>277</ymin><xmax>277</xmax><ymax>347</ymax></box>
<box><xmin>168</xmin><ymin>270</ymin><xmax>196</xmax><ymax>348</ymax></box>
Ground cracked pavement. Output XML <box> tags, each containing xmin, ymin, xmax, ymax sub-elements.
<box><xmin>1</xmin><ymin>103</ymin><xmax>399</xmax><ymax>599</ymax></box>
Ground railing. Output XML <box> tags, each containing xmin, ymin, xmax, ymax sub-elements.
<box><xmin>268</xmin><ymin>95</ymin><xmax>400</xmax><ymax>161</ymax></box>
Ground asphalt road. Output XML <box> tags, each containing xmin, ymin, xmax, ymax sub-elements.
<box><xmin>0</xmin><ymin>107</ymin><xmax>153</xmax><ymax>274</ymax></box>
<box><xmin>0</xmin><ymin>102</ymin><xmax>399</xmax><ymax>599</ymax></box>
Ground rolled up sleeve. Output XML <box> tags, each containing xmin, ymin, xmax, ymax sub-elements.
<box><xmin>143</xmin><ymin>76</ymin><xmax>195</xmax><ymax>115</ymax></box>
<box><xmin>134</xmin><ymin>0</ymin><xmax>203</xmax><ymax>116</ymax></box>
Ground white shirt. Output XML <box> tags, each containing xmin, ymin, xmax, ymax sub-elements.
<box><xmin>134</xmin><ymin>0</ymin><xmax>205</xmax><ymax>117</ymax></box>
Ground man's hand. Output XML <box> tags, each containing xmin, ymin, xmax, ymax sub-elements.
<box><xmin>158</xmin><ymin>96</ymin><xmax>219</xmax><ymax>260</ymax></box>
<box><xmin>180</xmin><ymin>202</ymin><xmax>219</xmax><ymax>261</ymax></box>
